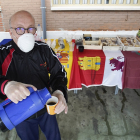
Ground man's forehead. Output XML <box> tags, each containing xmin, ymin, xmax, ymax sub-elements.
<box><xmin>11</xmin><ymin>11</ymin><xmax>35</xmax><ymax>26</ymax></box>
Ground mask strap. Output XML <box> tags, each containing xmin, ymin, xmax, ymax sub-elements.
<box><xmin>12</xmin><ymin>32</ymin><xmax>18</xmax><ymax>40</ymax></box>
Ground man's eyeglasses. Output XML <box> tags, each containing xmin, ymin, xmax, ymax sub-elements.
<box><xmin>10</xmin><ymin>27</ymin><xmax>37</xmax><ymax>35</ymax></box>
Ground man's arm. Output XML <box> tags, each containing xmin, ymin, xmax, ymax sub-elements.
<box><xmin>0</xmin><ymin>76</ymin><xmax>37</xmax><ymax>104</ymax></box>
<box><xmin>47</xmin><ymin>48</ymin><xmax>68</xmax><ymax>101</ymax></box>
<box><xmin>0</xmin><ymin>61</ymin><xmax>37</xmax><ymax>103</ymax></box>
<box><xmin>47</xmin><ymin>47</ymin><xmax>68</xmax><ymax>114</ymax></box>
<box><xmin>0</xmin><ymin>43</ymin><xmax>37</xmax><ymax>103</ymax></box>
<box><xmin>4</xmin><ymin>81</ymin><xmax>37</xmax><ymax>103</ymax></box>
<box><xmin>0</xmin><ymin>75</ymin><xmax>9</xmax><ymax>96</ymax></box>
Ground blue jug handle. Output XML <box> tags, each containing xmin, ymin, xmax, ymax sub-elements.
<box><xmin>27</xmin><ymin>87</ymin><xmax>34</xmax><ymax>93</ymax></box>
<box><xmin>0</xmin><ymin>87</ymin><xmax>34</xmax><ymax>110</ymax></box>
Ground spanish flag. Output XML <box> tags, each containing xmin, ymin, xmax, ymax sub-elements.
<box><xmin>50</xmin><ymin>39</ymin><xmax>74</xmax><ymax>89</ymax></box>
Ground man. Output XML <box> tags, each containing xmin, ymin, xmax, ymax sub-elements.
<box><xmin>0</xmin><ymin>10</ymin><xmax>68</xmax><ymax>140</ymax></box>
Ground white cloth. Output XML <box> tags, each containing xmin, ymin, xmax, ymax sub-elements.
<box><xmin>102</xmin><ymin>50</ymin><xmax>124</xmax><ymax>89</ymax></box>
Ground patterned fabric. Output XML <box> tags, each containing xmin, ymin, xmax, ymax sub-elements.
<box><xmin>122</xmin><ymin>51</ymin><xmax>140</xmax><ymax>89</ymax></box>
<box><xmin>102</xmin><ymin>50</ymin><xmax>124</xmax><ymax>89</ymax></box>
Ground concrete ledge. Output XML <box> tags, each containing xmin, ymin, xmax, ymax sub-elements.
<box><xmin>0</xmin><ymin>30</ymin><xmax>137</xmax><ymax>42</ymax></box>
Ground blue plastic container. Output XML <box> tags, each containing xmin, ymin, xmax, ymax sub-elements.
<box><xmin>0</xmin><ymin>87</ymin><xmax>51</xmax><ymax>131</ymax></box>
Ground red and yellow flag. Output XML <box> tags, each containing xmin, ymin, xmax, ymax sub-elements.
<box><xmin>69</xmin><ymin>47</ymin><xmax>106</xmax><ymax>89</ymax></box>
<box><xmin>48</xmin><ymin>39</ymin><xmax>106</xmax><ymax>90</ymax></box>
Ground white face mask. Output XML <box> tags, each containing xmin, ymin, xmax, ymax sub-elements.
<box><xmin>13</xmin><ymin>33</ymin><xmax>35</xmax><ymax>53</ymax></box>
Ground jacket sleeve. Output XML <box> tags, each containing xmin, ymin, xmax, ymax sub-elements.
<box><xmin>0</xmin><ymin>49</ymin><xmax>9</xmax><ymax>98</ymax></box>
<box><xmin>46</xmin><ymin>47</ymin><xmax>68</xmax><ymax>102</ymax></box>
<box><xmin>0</xmin><ymin>75</ymin><xmax>9</xmax><ymax>95</ymax></box>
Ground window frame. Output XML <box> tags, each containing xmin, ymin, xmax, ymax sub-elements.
<box><xmin>51</xmin><ymin>0</ymin><xmax>140</xmax><ymax>10</ymax></box>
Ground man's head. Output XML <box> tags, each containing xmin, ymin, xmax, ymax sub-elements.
<box><xmin>9</xmin><ymin>10</ymin><xmax>36</xmax><ymax>45</ymax></box>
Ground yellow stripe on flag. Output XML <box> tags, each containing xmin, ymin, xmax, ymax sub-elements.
<box><xmin>45</xmin><ymin>39</ymin><xmax>73</xmax><ymax>89</ymax></box>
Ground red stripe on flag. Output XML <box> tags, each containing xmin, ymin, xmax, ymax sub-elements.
<box><xmin>2</xmin><ymin>48</ymin><xmax>15</xmax><ymax>76</ymax></box>
<box><xmin>69</xmin><ymin>47</ymin><xmax>82</xmax><ymax>89</ymax></box>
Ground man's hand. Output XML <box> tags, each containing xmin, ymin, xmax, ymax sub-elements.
<box><xmin>52</xmin><ymin>90</ymin><xmax>68</xmax><ymax>114</ymax></box>
<box><xmin>4</xmin><ymin>81</ymin><xmax>37</xmax><ymax>104</ymax></box>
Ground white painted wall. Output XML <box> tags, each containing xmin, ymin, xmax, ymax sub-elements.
<box><xmin>0</xmin><ymin>30</ymin><xmax>138</xmax><ymax>42</ymax></box>
<box><xmin>46</xmin><ymin>30</ymin><xmax>138</xmax><ymax>39</ymax></box>
<box><xmin>0</xmin><ymin>32</ymin><xmax>11</xmax><ymax>42</ymax></box>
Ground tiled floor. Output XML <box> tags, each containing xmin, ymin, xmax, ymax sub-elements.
<box><xmin>1</xmin><ymin>86</ymin><xmax>140</xmax><ymax>140</ymax></box>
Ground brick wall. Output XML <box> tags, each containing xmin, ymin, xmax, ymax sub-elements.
<box><xmin>0</xmin><ymin>1</ymin><xmax>5</xmax><ymax>31</ymax></box>
<box><xmin>1</xmin><ymin>0</ymin><xmax>140</xmax><ymax>31</ymax></box>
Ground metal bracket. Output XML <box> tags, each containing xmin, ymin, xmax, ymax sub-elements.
<box><xmin>74</xmin><ymin>90</ymin><xmax>77</xmax><ymax>94</ymax></box>
<box><xmin>115</xmin><ymin>85</ymin><xmax>119</xmax><ymax>95</ymax></box>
